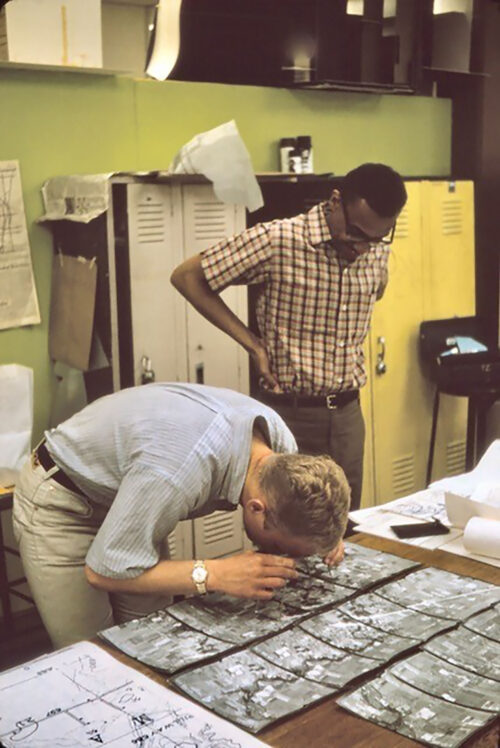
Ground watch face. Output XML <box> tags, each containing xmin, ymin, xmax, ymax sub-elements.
<box><xmin>193</xmin><ymin>566</ymin><xmax>207</xmax><ymax>584</ymax></box>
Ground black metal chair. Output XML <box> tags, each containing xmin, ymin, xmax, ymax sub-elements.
<box><xmin>419</xmin><ymin>316</ymin><xmax>500</xmax><ymax>485</ymax></box>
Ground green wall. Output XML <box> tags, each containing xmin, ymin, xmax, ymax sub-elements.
<box><xmin>0</xmin><ymin>69</ymin><xmax>451</xmax><ymax>441</ymax></box>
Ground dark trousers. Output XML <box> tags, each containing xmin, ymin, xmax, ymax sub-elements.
<box><xmin>265</xmin><ymin>398</ymin><xmax>365</xmax><ymax>512</ymax></box>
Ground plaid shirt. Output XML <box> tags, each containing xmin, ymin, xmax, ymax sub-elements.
<box><xmin>201</xmin><ymin>203</ymin><xmax>390</xmax><ymax>395</ymax></box>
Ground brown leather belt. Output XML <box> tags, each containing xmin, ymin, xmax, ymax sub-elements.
<box><xmin>35</xmin><ymin>442</ymin><xmax>84</xmax><ymax>496</ymax></box>
<box><xmin>259</xmin><ymin>389</ymin><xmax>359</xmax><ymax>410</ymax></box>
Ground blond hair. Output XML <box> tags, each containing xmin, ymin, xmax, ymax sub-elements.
<box><xmin>259</xmin><ymin>453</ymin><xmax>351</xmax><ymax>553</ymax></box>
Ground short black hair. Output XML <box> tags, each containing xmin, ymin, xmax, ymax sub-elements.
<box><xmin>342</xmin><ymin>163</ymin><xmax>407</xmax><ymax>218</ymax></box>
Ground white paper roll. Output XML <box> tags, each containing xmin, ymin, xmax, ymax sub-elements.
<box><xmin>463</xmin><ymin>517</ymin><xmax>500</xmax><ymax>560</ymax></box>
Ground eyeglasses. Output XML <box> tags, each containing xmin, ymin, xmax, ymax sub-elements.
<box><xmin>340</xmin><ymin>199</ymin><xmax>396</xmax><ymax>246</ymax></box>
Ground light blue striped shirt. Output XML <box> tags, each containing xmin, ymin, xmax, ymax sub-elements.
<box><xmin>45</xmin><ymin>383</ymin><xmax>297</xmax><ymax>578</ymax></box>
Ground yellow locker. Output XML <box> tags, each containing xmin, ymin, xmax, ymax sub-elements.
<box><xmin>421</xmin><ymin>180</ymin><xmax>475</xmax><ymax>319</ymax></box>
<box><xmin>421</xmin><ymin>181</ymin><xmax>476</xmax><ymax>481</ymax></box>
<box><xmin>368</xmin><ymin>181</ymin><xmax>430</xmax><ymax>503</ymax></box>
<box><xmin>360</xmin><ymin>345</ymin><xmax>375</xmax><ymax>507</ymax></box>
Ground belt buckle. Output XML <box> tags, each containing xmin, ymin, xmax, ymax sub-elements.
<box><xmin>326</xmin><ymin>393</ymin><xmax>338</xmax><ymax>410</ymax></box>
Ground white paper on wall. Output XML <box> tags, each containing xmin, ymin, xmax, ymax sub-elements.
<box><xmin>0</xmin><ymin>364</ymin><xmax>33</xmax><ymax>482</ymax></box>
<box><xmin>0</xmin><ymin>160</ymin><xmax>40</xmax><ymax>330</ymax></box>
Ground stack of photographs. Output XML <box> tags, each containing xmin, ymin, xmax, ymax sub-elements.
<box><xmin>166</xmin><ymin>592</ymin><xmax>308</xmax><ymax>644</ymax></box>
<box><xmin>337</xmin><ymin>599</ymin><xmax>500</xmax><ymax>745</ymax></box>
<box><xmin>300</xmin><ymin>607</ymin><xmax>421</xmax><ymax>661</ymax></box>
<box><xmin>99</xmin><ymin>609</ymin><xmax>234</xmax><ymax>674</ymax></box>
<box><xmin>100</xmin><ymin>544</ymin><xmax>499</xmax><ymax>740</ymax></box>
<box><xmin>331</xmin><ymin>593</ymin><xmax>454</xmax><ymax>641</ymax></box>
<box><xmin>376</xmin><ymin>567</ymin><xmax>500</xmax><ymax>621</ymax></box>
<box><xmin>297</xmin><ymin>541</ymin><xmax>420</xmax><ymax>590</ymax></box>
<box><xmin>423</xmin><ymin>625</ymin><xmax>500</xmax><ymax>682</ymax></box>
<box><xmin>172</xmin><ymin>649</ymin><xmax>334</xmax><ymax>733</ymax></box>
<box><xmin>251</xmin><ymin>628</ymin><xmax>381</xmax><ymax>688</ymax></box>
<box><xmin>337</xmin><ymin>670</ymin><xmax>496</xmax><ymax>748</ymax></box>
<box><xmin>463</xmin><ymin>602</ymin><xmax>500</xmax><ymax>640</ymax></box>
<box><xmin>388</xmin><ymin>651</ymin><xmax>500</xmax><ymax>713</ymax></box>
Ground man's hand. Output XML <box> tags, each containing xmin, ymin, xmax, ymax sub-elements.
<box><xmin>250</xmin><ymin>339</ymin><xmax>281</xmax><ymax>393</ymax></box>
<box><xmin>323</xmin><ymin>540</ymin><xmax>345</xmax><ymax>567</ymax></box>
<box><xmin>207</xmin><ymin>551</ymin><xmax>297</xmax><ymax>600</ymax></box>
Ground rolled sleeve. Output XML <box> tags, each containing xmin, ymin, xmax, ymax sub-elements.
<box><xmin>201</xmin><ymin>223</ymin><xmax>273</xmax><ymax>292</ymax></box>
<box><xmin>86</xmin><ymin>463</ymin><xmax>191</xmax><ymax>578</ymax></box>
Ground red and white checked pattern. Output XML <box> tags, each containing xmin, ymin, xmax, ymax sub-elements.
<box><xmin>201</xmin><ymin>203</ymin><xmax>390</xmax><ymax>395</ymax></box>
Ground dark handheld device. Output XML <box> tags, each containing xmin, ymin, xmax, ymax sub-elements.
<box><xmin>390</xmin><ymin>518</ymin><xmax>450</xmax><ymax>539</ymax></box>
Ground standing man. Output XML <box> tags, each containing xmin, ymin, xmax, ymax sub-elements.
<box><xmin>13</xmin><ymin>383</ymin><xmax>350</xmax><ymax>648</ymax></box>
<box><xmin>171</xmin><ymin>163</ymin><xmax>407</xmax><ymax>511</ymax></box>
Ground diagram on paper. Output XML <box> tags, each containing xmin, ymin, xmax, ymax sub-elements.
<box><xmin>0</xmin><ymin>641</ymin><xmax>265</xmax><ymax>747</ymax></box>
<box><xmin>0</xmin><ymin>160</ymin><xmax>40</xmax><ymax>329</ymax></box>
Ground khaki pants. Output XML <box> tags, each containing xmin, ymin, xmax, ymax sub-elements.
<box><xmin>12</xmin><ymin>456</ymin><xmax>171</xmax><ymax>649</ymax></box>
<box><xmin>268</xmin><ymin>398</ymin><xmax>365</xmax><ymax>511</ymax></box>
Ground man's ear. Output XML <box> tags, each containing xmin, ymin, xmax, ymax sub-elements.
<box><xmin>330</xmin><ymin>188</ymin><xmax>341</xmax><ymax>205</ymax></box>
<box><xmin>247</xmin><ymin>497</ymin><xmax>266</xmax><ymax>515</ymax></box>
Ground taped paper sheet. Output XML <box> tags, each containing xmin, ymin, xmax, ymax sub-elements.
<box><xmin>0</xmin><ymin>160</ymin><xmax>40</xmax><ymax>330</ymax></box>
<box><xmin>39</xmin><ymin>173</ymin><xmax>111</xmax><ymax>223</ymax></box>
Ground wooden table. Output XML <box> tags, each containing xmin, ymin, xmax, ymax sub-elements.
<box><xmin>96</xmin><ymin>534</ymin><xmax>500</xmax><ymax>748</ymax></box>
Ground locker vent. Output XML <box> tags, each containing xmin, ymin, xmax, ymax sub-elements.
<box><xmin>446</xmin><ymin>439</ymin><xmax>466</xmax><ymax>476</ymax></box>
<box><xmin>193</xmin><ymin>201</ymin><xmax>228</xmax><ymax>242</ymax></box>
<box><xmin>136</xmin><ymin>200</ymin><xmax>166</xmax><ymax>243</ymax></box>
<box><xmin>167</xmin><ymin>532</ymin><xmax>177</xmax><ymax>558</ymax></box>
<box><xmin>203</xmin><ymin>511</ymin><xmax>236</xmax><ymax>545</ymax></box>
<box><xmin>392</xmin><ymin>454</ymin><xmax>415</xmax><ymax>498</ymax></box>
<box><xmin>441</xmin><ymin>199</ymin><xmax>463</xmax><ymax>236</ymax></box>
<box><xmin>394</xmin><ymin>206</ymin><xmax>410</xmax><ymax>240</ymax></box>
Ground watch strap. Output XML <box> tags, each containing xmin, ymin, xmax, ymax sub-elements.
<box><xmin>192</xmin><ymin>559</ymin><xmax>208</xmax><ymax>595</ymax></box>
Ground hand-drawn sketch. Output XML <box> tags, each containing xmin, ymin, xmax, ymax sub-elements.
<box><xmin>172</xmin><ymin>649</ymin><xmax>332</xmax><ymax>733</ymax></box>
<box><xmin>337</xmin><ymin>671</ymin><xmax>494</xmax><ymax>748</ymax></box>
<box><xmin>423</xmin><ymin>626</ymin><xmax>500</xmax><ymax>682</ymax></box>
<box><xmin>388</xmin><ymin>651</ymin><xmax>500</xmax><ymax>713</ymax></box>
<box><xmin>0</xmin><ymin>160</ymin><xmax>40</xmax><ymax>330</ymax></box>
<box><xmin>100</xmin><ymin>608</ymin><xmax>233</xmax><ymax>674</ymax></box>
<box><xmin>273</xmin><ymin>572</ymin><xmax>355</xmax><ymax>611</ymax></box>
<box><xmin>0</xmin><ymin>641</ymin><xmax>266</xmax><ymax>747</ymax></box>
<box><xmin>252</xmin><ymin>628</ymin><xmax>380</xmax><ymax>689</ymax></box>
<box><xmin>297</xmin><ymin>542</ymin><xmax>419</xmax><ymax>590</ymax></box>
<box><xmin>376</xmin><ymin>567</ymin><xmax>500</xmax><ymax>620</ymax></box>
<box><xmin>300</xmin><ymin>607</ymin><xmax>418</xmax><ymax>661</ymax></box>
<box><xmin>463</xmin><ymin>603</ymin><xmax>500</xmax><ymax>642</ymax></box>
<box><xmin>341</xmin><ymin>592</ymin><xmax>453</xmax><ymax>641</ymax></box>
<box><xmin>167</xmin><ymin>592</ymin><xmax>305</xmax><ymax>644</ymax></box>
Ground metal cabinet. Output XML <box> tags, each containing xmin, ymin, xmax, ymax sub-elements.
<box><xmin>363</xmin><ymin>180</ymin><xmax>475</xmax><ymax>505</ymax></box>
<box><xmin>104</xmin><ymin>175</ymin><xmax>251</xmax><ymax>560</ymax></box>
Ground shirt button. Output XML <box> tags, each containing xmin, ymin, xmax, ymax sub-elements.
<box><xmin>337</xmin><ymin>378</ymin><xmax>343</xmax><ymax>384</ymax></box>
<box><xmin>339</xmin><ymin>341</ymin><xmax>345</xmax><ymax>348</ymax></box>
<box><xmin>342</xmin><ymin>304</ymin><xmax>348</xmax><ymax>311</ymax></box>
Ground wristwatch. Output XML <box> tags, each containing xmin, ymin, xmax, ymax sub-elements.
<box><xmin>191</xmin><ymin>559</ymin><xmax>208</xmax><ymax>595</ymax></box>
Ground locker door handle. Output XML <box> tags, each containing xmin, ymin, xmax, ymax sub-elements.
<box><xmin>376</xmin><ymin>336</ymin><xmax>387</xmax><ymax>375</ymax></box>
<box><xmin>195</xmin><ymin>363</ymin><xmax>204</xmax><ymax>384</ymax></box>
<box><xmin>141</xmin><ymin>355</ymin><xmax>155</xmax><ymax>384</ymax></box>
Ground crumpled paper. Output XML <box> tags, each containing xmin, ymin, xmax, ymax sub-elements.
<box><xmin>169</xmin><ymin>120</ymin><xmax>263</xmax><ymax>212</ymax></box>
<box><xmin>431</xmin><ymin>440</ymin><xmax>500</xmax><ymax>529</ymax></box>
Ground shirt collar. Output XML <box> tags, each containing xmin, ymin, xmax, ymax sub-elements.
<box><xmin>305</xmin><ymin>202</ymin><xmax>334</xmax><ymax>247</ymax></box>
